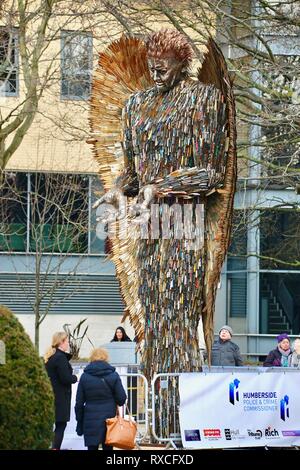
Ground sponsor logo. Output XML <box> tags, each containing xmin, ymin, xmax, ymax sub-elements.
<box><xmin>203</xmin><ymin>429</ymin><xmax>221</xmax><ymax>439</ymax></box>
<box><xmin>247</xmin><ymin>429</ymin><xmax>263</xmax><ymax>439</ymax></box>
<box><xmin>265</xmin><ymin>426</ymin><xmax>279</xmax><ymax>438</ymax></box>
<box><xmin>184</xmin><ymin>429</ymin><xmax>201</xmax><ymax>442</ymax></box>
<box><xmin>280</xmin><ymin>395</ymin><xmax>290</xmax><ymax>421</ymax></box>
<box><xmin>282</xmin><ymin>430</ymin><xmax>300</xmax><ymax>437</ymax></box>
<box><xmin>229</xmin><ymin>378</ymin><xmax>240</xmax><ymax>405</ymax></box>
<box><xmin>224</xmin><ymin>428</ymin><xmax>242</xmax><ymax>441</ymax></box>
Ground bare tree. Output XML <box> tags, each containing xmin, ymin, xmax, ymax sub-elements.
<box><xmin>0</xmin><ymin>171</ymin><xmax>90</xmax><ymax>349</ymax></box>
<box><xmin>0</xmin><ymin>0</ymin><xmax>115</xmax><ymax>172</ymax></box>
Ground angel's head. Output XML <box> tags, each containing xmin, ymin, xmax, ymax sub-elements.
<box><xmin>146</xmin><ymin>29</ymin><xmax>193</xmax><ymax>92</ymax></box>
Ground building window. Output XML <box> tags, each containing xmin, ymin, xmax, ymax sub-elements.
<box><xmin>30</xmin><ymin>173</ymin><xmax>89</xmax><ymax>254</ymax></box>
<box><xmin>90</xmin><ymin>176</ymin><xmax>105</xmax><ymax>255</ymax></box>
<box><xmin>260</xmin><ymin>273</ymin><xmax>300</xmax><ymax>335</ymax></box>
<box><xmin>0</xmin><ymin>172</ymin><xmax>105</xmax><ymax>255</ymax></box>
<box><xmin>0</xmin><ymin>29</ymin><xmax>18</xmax><ymax>96</ymax></box>
<box><xmin>227</xmin><ymin>272</ymin><xmax>247</xmax><ymax>318</ymax></box>
<box><xmin>61</xmin><ymin>31</ymin><xmax>92</xmax><ymax>100</ymax></box>
<box><xmin>260</xmin><ymin>209</ymin><xmax>300</xmax><ymax>270</ymax></box>
<box><xmin>227</xmin><ymin>210</ymin><xmax>248</xmax><ymax>271</ymax></box>
<box><xmin>0</xmin><ymin>172</ymin><xmax>27</xmax><ymax>252</ymax></box>
<box><xmin>260</xmin><ymin>54</ymin><xmax>300</xmax><ymax>180</ymax></box>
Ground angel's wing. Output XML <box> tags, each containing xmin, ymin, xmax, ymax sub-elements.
<box><xmin>198</xmin><ymin>38</ymin><xmax>237</xmax><ymax>363</ymax></box>
<box><xmin>89</xmin><ymin>36</ymin><xmax>153</xmax><ymax>343</ymax></box>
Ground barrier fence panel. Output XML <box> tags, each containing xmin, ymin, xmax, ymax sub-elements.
<box><xmin>151</xmin><ymin>373</ymin><xmax>181</xmax><ymax>447</ymax></box>
<box><xmin>119</xmin><ymin>372</ymin><xmax>149</xmax><ymax>444</ymax></box>
<box><xmin>151</xmin><ymin>367</ymin><xmax>300</xmax><ymax>449</ymax></box>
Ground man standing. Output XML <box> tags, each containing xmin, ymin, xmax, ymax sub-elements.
<box><xmin>211</xmin><ymin>325</ymin><xmax>243</xmax><ymax>366</ymax></box>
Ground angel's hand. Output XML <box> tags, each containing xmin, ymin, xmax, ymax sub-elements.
<box><xmin>93</xmin><ymin>188</ymin><xmax>126</xmax><ymax>224</ymax></box>
<box><xmin>128</xmin><ymin>184</ymin><xmax>157</xmax><ymax>224</ymax></box>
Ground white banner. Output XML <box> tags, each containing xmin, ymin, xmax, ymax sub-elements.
<box><xmin>179</xmin><ymin>371</ymin><xmax>300</xmax><ymax>448</ymax></box>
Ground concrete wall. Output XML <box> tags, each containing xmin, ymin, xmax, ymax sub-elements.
<box><xmin>16</xmin><ymin>312</ymin><xmax>136</xmax><ymax>359</ymax></box>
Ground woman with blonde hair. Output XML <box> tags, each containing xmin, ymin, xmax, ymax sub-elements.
<box><xmin>75</xmin><ymin>348</ymin><xmax>127</xmax><ymax>450</ymax></box>
<box><xmin>45</xmin><ymin>331</ymin><xmax>77</xmax><ymax>450</ymax></box>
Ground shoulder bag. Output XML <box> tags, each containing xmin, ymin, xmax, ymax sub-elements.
<box><xmin>105</xmin><ymin>404</ymin><xmax>137</xmax><ymax>450</ymax></box>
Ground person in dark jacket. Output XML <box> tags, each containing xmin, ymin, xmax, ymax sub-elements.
<box><xmin>111</xmin><ymin>326</ymin><xmax>132</xmax><ymax>342</ymax></box>
<box><xmin>263</xmin><ymin>333</ymin><xmax>292</xmax><ymax>367</ymax></box>
<box><xmin>75</xmin><ymin>348</ymin><xmax>127</xmax><ymax>450</ymax></box>
<box><xmin>211</xmin><ymin>325</ymin><xmax>243</xmax><ymax>366</ymax></box>
<box><xmin>44</xmin><ymin>331</ymin><xmax>77</xmax><ymax>450</ymax></box>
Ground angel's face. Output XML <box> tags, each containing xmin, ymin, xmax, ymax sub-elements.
<box><xmin>147</xmin><ymin>57</ymin><xmax>185</xmax><ymax>92</ymax></box>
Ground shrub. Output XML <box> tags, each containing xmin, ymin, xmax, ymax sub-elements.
<box><xmin>0</xmin><ymin>305</ymin><xmax>54</xmax><ymax>449</ymax></box>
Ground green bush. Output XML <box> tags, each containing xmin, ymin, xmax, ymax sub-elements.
<box><xmin>0</xmin><ymin>305</ymin><xmax>54</xmax><ymax>449</ymax></box>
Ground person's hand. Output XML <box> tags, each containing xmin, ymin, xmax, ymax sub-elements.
<box><xmin>129</xmin><ymin>184</ymin><xmax>157</xmax><ymax>224</ymax></box>
<box><xmin>93</xmin><ymin>188</ymin><xmax>126</xmax><ymax>224</ymax></box>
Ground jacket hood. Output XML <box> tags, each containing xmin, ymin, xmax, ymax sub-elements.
<box><xmin>84</xmin><ymin>360</ymin><xmax>115</xmax><ymax>377</ymax></box>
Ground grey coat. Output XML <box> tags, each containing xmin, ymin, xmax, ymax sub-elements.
<box><xmin>290</xmin><ymin>351</ymin><xmax>300</xmax><ymax>368</ymax></box>
<box><xmin>211</xmin><ymin>339</ymin><xmax>243</xmax><ymax>366</ymax></box>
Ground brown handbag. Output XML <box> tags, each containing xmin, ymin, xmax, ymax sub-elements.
<box><xmin>105</xmin><ymin>405</ymin><xmax>137</xmax><ymax>450</ymax></box>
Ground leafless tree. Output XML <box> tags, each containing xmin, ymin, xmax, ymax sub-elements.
<box><xmin>0</xmin><ymin>171</ymin><xmax>90</xmax><ymax>349</ymax></box>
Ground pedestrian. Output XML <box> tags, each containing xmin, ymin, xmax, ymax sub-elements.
<box><xmin>211</xmin><ymin>325</ymin><xmax>243</xmax><ymax>366</ymax></box>
<box><xmin>44</xmin><ymin>331</ymin><xmax>77</xmax><ymax>450</ymax></box>
<box><xmin>289</xmin><ymin>337</ymin><xmax>300</xmax><ymax>368</ymax></box>
<box><xmin>263</xmin><ymin>333</ymin><xmax>292</xmax><ymax>367</ymax></box>
<box><xmin>75</xmin><ymin>348</ymin><xmax>127</xmax><ymax>450</ymax></box>
<box><xmin>111</xmin><ymin>326</ymin><xmax>132</xmax><ymax>342</ymax></box>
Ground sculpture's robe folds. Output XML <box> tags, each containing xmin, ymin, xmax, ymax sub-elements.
<box><xmin>118</xmin><ymin>78</ymin><xmax>228</xmax><ymax>374</ymax></box>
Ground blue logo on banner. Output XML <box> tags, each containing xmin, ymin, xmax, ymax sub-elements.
<box><xmin>280</xmin><ymin>395</ymin><xmax>289</xmax><ymax>421</ymax></box>
<box><xmin>229</xmin><ymin>378</ymin><xmax>240</xmax><ymax>405</ymax></box>
<box><xmin>184</xmin><ymin>429</ymin><xmax>201</xmax><ymax>441</ymax></box>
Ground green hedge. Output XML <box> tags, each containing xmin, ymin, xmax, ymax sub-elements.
<box><xmin>0</xmin><ymin>305</ymin><xmax>54</xmax><ymax>449</ymax></box>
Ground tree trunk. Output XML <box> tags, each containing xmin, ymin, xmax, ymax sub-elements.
<box><xmin>34</xmin><ymin>310</ymin><xmax>40</xmax><ymax>352</ymax></box>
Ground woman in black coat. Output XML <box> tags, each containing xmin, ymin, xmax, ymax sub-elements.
<box><xmin>44</xmin><ymin>332</ymin><xmax>77</xmax><ymax>449</ymax></box>
<box><xmin>75</xmin><ymin>348</ymin><xmax>127</xmax><ymax>450</ymax></box>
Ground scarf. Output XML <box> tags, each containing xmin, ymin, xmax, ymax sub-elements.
<box><xmin>278</xmin><ymin>346</ymin><xmax>291</xmax><ymax>367</ymax></box>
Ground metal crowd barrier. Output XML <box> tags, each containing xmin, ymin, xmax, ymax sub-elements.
<box><xmin>118</xmin><ymin>371</ymin><xmax>149</xmax><ymax>444</ymax></box>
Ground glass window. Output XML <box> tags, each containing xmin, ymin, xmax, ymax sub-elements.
<box><xmin>227</xmin><ymin>210</ymin><xmax>248</xmax><ymax>271</ymax></box>
<box><xmin>0</xmin><ymin>172</ymin><xmax>27</xmax><ymax>252</ymax></box>
<box><xmin>227</xmin><ymin>272</ymin><xmax>247</xmax><ymax>318</ymax></box>
<box><xmin>260</xmin><ymin>273</ymin><xmax>300</xmax><ymax>334</ymax></box>
<box><xmin>0</xmin><ymin>28</ymin><xmax>18</xmax><ymax>96</ymax></box>
<box><xmin>90</xmin><ymin>176</ymin><xmax>105</xmax><ymax>254</ymax></box>
<box><xmin>61</xmin><ymin>31</ymin><xmax>92</xmax><ymax>100</ymax></box>
<box><xmin>260</xmin><ymin>209</ymin><xmax>300</xmax><ymax>270</ymax></box>
<box><xmin>260</xmin><ymin>55</ymin><xmax>300</xmax><ymax>180</ymax></box>
<box><xmin>30</xmin><ymin>173</ymin><xmax>88</xmax><ymax>253</ymax></box>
